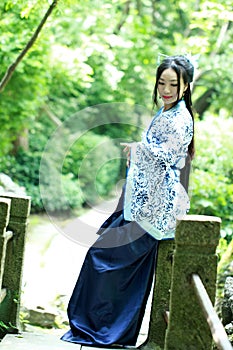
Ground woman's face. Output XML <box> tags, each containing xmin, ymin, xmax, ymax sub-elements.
<box><xmin>157</xmin><ymin>68</ymin><xmax>187</xmax><ymax>111</ymax></box>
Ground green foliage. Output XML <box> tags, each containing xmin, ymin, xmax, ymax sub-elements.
<box><xmin>190</xmin><ymin>116</ymin><xmax>233</xmax><ymax>240</ymax></box>
<box><xmin>0</xmin><ymin>0</ymin><xmax>232</xmax><ymax>155</ymax></box>
<box><xmin>0</xmin><ymin>150</ymin><xmax>84</xmax><ymax>213</ymax></box>
<box><xmin>0</xmin><ymin>151</ymin><xmax>42</xmax><ymax>212</ymax></box>
<box><xmin>0</xmin><ymin>0</ymin><xmax>51</xmax><ymax>156</ymax></box>
<box><xmin>40</xmin><ymin>170</ymin><xmax>84</xmax><ymax>213</ymax></box>
<box><xmin>63</xmin><ymin>131</ymin><xmax>121</xmax><ymax>204</ymax></box>
<box><xmin>0</xmin><ymin>130</ymin><xmax>121</xmax><ymax>212</ymax></box>
<box><xmin>0</xmin><ymin>0</ymin><xmax>233</xmax><ymax>222</ymax></box>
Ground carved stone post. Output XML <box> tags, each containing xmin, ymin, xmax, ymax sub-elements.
<box><xmin>146</xmin><ymin>239</ymin><xmax>175</xmax><ymax>348</ymax></box>
<box><xmin>0</xmin><ymin>198</ymin><xmax>11</xmax><ymax>296</ymax></box>
<box><xmin>0</xmin><ymin>194</ymin><xmax>31</xmax><ymax>329</ymax></box>
<box><xmin>164</xmin><ymin>215</ymin><xmax>221</xmax><ymax>350</ymax></box>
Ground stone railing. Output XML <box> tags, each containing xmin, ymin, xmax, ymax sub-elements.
<box><xmin>146</xmin><ymin>215</ymin><xmax>233</xmax><ymax>350</ymax></box>
<box><xmin>0</xmin><ymin>194</ymin><xmax>31</xmax><ymax>335</ymax></box>
<box><xmin>0</xmin><ymin>201</ymin><xmax>232</xmax><ymax>349</ymax></box>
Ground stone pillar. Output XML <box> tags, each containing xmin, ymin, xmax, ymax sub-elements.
<box><xmin>146</xmin><ymin>239</ymin><xmax>175</xmax><ymax>348</ymax></box>
<box><xmin>164</xmin><ymin>215</ymin><xmax>221</xmax><ymax>350</ymax></box>
<box><xmin>0</xmin><ymin>194</ymin><xmax>31</xmax><ymax>329</ymax></box>
<box><xmin>0</xmin><ymin>198</ymin><xmax>11</xmax><ymax>294</ymax></box>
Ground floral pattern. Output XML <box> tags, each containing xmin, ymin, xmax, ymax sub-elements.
<box><xmin>124</xmin><ymin>100</ymin><xmax>193</xmax><ymax>240</ymax></box>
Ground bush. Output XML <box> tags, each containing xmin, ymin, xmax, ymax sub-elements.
<box><xmin>0</xmin><ymin>130</ymin><xmax>122</xmax><ymax>212</ymax></box>
<box><xmin>0</xmin><ymin>151</ymin><xmax>84</xmax><ymax>213</ymax></box>
<box><xmin>40</xmin><ymin>171</ymin><xmax>84</xmax><ymax>213</ymax></box>
<box><xmin>189</xmin><ymin>115</ymin><xmax>233</xmax><ymax>241</ymax></box>
<box><xmin>0</xmin><ymin>152</ymin><xmax>44</xmax><ymax>212</ymax></box>
<box><xmin>63</xmin><ymin>131</ymin><xmax>122</xmax><ymax>204</ymax></box>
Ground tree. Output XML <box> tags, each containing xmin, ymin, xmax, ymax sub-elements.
<box><xmin>0</xmin><ymin>0</ymin><xmax>61</xmax><ymax>155</ymax></box>
<box><xmin>0</xmin><ymin>0</ymin><xmax>59</xmax><ymax>92</ymax></box>
<box><xmin>0</xmin><ymin>0</ymin><xmax>233</xmax><ymax>214</ymax></box>
<box><xmin>1</xmin><ymin>0</ymin><xmax>232</xmax><ymax>158</ymax></box>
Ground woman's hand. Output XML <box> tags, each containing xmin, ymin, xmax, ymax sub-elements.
<box><xmin>120</xmin><ymin>143</ymin><xmax>132</xmax><ymax>168</ymax></box>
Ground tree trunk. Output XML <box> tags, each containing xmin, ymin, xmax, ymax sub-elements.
<box><xmin>193</xmin><ymin>88</ymin><xmax>216</xmax><ymax>119</ymax></box>
<box><xmin>11</xmin><ymin>128</ymin><xmax>29</xmax><ymax>155</ymax></box>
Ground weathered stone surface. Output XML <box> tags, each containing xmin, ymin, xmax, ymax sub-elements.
<box><xmin>164</xmin><ymin>215</ymin><xmax>221</xmax><ymax>350</ymax></box>
<box><xmin>0</xmin><ymin>198</ymin><xmax>11</xmax><ymax>292</ymax></box>
<box><xmin>0</xmin><ymin>194</ymin><xmax>31</xmax><ymax>330</ymax></box>
<box><xmin>222</xmin><ymin>277</ymin><xmax>233</xmax><ymax>328</ymax></box>
<box><xmin>147</xmin><ymin>240</ymin><xmax>175</xmax><ymax>348</ymax></box>
<box><xmin>27</xmin><ymin>308</ymin><xmax>57</xmax><ymax>328</ymax></box>
<box><xmin>0</xmin><ymin>198</ymin><xmax>10</xmax><ymax>229</ymax></box>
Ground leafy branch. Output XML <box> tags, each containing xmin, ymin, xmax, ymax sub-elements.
<box><xmin>113</xmin><ymin>0</ymin><xmax>131</xmax><ymax>34</ymax></box>
<box><xmin>0</xmin><ymin>0</ymin><xmax>60</xmax><ymax>93</ymax></box>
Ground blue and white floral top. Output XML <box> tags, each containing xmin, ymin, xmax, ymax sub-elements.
<box><xmin>124</xmin><ymin>100</ymin><xmax>193</xmax><ymax>240</ymax></box>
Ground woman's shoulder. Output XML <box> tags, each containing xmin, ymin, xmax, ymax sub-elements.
<box><xmin>167</xmin><ymin>100</ymin><xmax>187</xmax><ymax>113</ymax></box>
<box><xmin>166</xmin><ymin>100</ymin><xmax>192</xmax><ymax>122</ymax></box>
<box><xmin>156</xmin><ymin>100</ymin><xmax>188</xmax><ymax>117</ymax></box>
<box><xmin>175</xmin><ymin>100</ymin><xmax>190</xmax><ymax>114</ymax></box>
<box><xmin>152</xmin><ymin>101</ymin><xmax>192</xmax><ymax>132</ymax></box>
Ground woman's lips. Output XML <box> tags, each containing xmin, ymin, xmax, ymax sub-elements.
<box><xmin>163</xmin><ymin>95</ymin><xmax>172</xmax><ymax>99</ymax></box>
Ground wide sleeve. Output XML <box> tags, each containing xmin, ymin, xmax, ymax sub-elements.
<box><xmin>131</xmin><ymin>110</ymin><xmax>192</xmax><ymax>168</ymax></box>
<box><xmin>124</xmin><ymin>106</ymin><xmax>193</xmax><ymax>239</ymax></box>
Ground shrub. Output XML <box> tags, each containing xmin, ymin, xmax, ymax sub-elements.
<box><xmin>0</xmin><ymin>151</ymin><xmax>84</xmax><ymax>213</ymax></box>
<box><xmin>0</xmin><ymin>130</ymin><xmax>122</xmax><ymax>212</ymax></box>
<box><xmin>189</xmin><ymin>115</ymin><xmax>233</xmax><ymax>241</ymax></box>
<box><xmin>63</xmin><ymin>131</ymin><xmax>121</xmax><ymax>204</ymax></box>
<box><xmin>0</xmin><ymin>152</ymin><xmax>44</xmax><ymax>212</ymax></box>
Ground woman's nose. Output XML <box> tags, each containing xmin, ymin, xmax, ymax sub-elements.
<box><xmin>164</xmin><ymin>85</ymin><xmax>170</xmax><ymax>93</ymax></box>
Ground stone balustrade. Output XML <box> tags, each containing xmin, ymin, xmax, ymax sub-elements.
<box><xmin>0</xmin><ymin>202</ymin><xmax>227</xmax><ymax>348</ymax></box>
<box><xmin>0</xmin><ymin>194</ymin><xmax>31</xmax><ymax>336</ymax></box>
<box><xmin>147</xmin><ymin>215</ymin><xmax>221</xmax><ymax>350</ymax></box>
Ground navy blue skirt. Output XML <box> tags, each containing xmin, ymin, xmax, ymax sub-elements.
<box><xmin>61</xmin><ymin>191</ymin><xmax>159</xmax><ymax>347</ymax></box>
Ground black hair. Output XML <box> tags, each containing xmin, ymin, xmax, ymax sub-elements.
<box><xmin>153</xmin><ymin>55</ymin><xmax>195</xmax><ymax>159</ymax></box>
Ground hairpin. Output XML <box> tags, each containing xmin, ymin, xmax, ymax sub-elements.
<box><xmin>183</xmin><ymin>53</ymin><xmax>199</xmax><ymax>70</ymax></box>
<box><xmin>157</xmin><ymin>52</ymin><xmax>169</xmax><ymax>65</ymax></box>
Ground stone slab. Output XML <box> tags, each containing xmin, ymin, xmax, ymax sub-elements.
<box><xmin>0</xmin><ymin>332</ymin><xmax>79</xmax><ymax>349</ymax></box>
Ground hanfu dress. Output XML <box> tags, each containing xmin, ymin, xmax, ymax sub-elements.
<box><xmin>61</xmin><ymin>100</ymin><xmax>193</xmax><ymax>347</ymax></box>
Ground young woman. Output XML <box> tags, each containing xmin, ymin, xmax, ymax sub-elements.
<box><xmin>61</xmin><ymin>55</ymin><xmax>195</xmax><ymax>347</ymax></box>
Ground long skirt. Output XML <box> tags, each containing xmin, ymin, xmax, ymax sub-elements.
<box><xmin>61</xmin><ymin>190</ymin><xmax>159</xmax><ymax>347</ymax></box>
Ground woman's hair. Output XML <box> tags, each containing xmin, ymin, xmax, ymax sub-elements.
<box><xmin>153</xmin><ymin>55</ymin><xmax>195</xmax><ymax>159</ymax></box>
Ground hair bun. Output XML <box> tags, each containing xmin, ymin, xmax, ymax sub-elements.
<box><xmin>177</xmin><ymin>55</ymin><xmax>194</xmax><ymax>83</ymax></box>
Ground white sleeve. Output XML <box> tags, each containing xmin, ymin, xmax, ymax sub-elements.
<box><xmin>124</xmin><ymin>107</ymin><xmax>193</xmax><ymax>238</ymax></box>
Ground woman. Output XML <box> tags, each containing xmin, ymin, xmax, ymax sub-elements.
<box><xmin>61</xmin><ymin>55</ymin><xmax>195</xmax><ymax>347</ymax></box>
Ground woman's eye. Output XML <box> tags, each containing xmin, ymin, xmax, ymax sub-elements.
<box><xmin>171</xmin><ymin>84</ymin><xmax>178</xmax><ymax>87</ymax></box>
<box><xmin>158</xmin><ymin>82</ymin><xmax>164</xmax><ymax>85</ymax></box>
